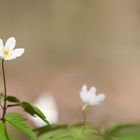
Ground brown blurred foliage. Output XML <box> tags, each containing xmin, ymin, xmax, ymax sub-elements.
<box><xmin>0</xmin><ymin>0</ymin><xmax>140</xmax><ymax>124</ymax></box>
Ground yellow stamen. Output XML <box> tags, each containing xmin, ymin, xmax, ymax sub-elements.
<box><xmin>2</xmin><ymin>48</ymin><xmax>10</xmax><ymax>57</ymax></box>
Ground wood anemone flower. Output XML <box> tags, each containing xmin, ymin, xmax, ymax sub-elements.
<box><xmin>80</xmin><ymin>85</ymin><xmax>106</xmax><ymax>107</ymax></box>
<box><xmin>0</xmin><ymin>37</ymin><xmax>24</xmax><ymax>61</ymax></box>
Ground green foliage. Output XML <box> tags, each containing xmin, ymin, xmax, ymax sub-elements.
<box><xmin>5</xmin><ymin>95</ymin><xmax>50</xmax><ymax>126</ymax></box>
<box><xmin>3</xmin><ymin>95</ymin><xmax>140</xmax><ymax>140</ymax></box>
<box><xmin>21</xmin><ymin>102</ymin><xmax>50</xmax><ymax>126</ymax></box>
<box><xmin>36</xmin><ymin>123</ymin><xmax>140</xmax><ymax>140</ymax></box>
<box><xmin>32</xmin><ymin>105</ymin><xmax>50</xmax><ymax>126</ymax></box>
<box><xmin>3</xmin><ymin>94</ymin><xmax>140</xmax><ymax>140</ymax></box>
<box><xmin>5</xmin><ymin>112</ymin><xmax>36</xmax><ymax>140</ymax></box>
<box><xmin>105</xmin><ymin>123</ymin><xmax>140</xmax><ymax>140</ymax></box>
<box><xmin>21</xmin><ymin>102</ymin><xmax>35</xmax><ymax>116</ymax></box>
<box><xmin>37</xmin><ymin>123</ymin><xmax>104</xmax><ymax>140</ymax></box>
<box><xmin>0</xmin><ymin>121</ymin><xmax>10</xmax><ymax>140</ymax></box>
<box><xmin>35</xmin><ymin>124</ymin><xmax>68</xmax><ymax>136</ymax></box>
<box><xmin>6</xmin><ymin>96</ymin><xmax>20</xmax><ymax>103</ymax></box>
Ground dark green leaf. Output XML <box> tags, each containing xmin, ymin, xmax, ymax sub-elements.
<box><xmin>32</xmin><ymin>106</ymin><xmax>46</xmax><ymax>120</ymax></box>
<box><xmin>0</xmin><ymin>121</ymin><xmax>10</xmax><ymax>140</ymax></box>
<box><xmin>33</xmin><ymin>106</ymin><xmax>50</xmax><ymax>126</ymax></box>
<box><xmin>6</xmin><ymin>96</ymin><xmax>20</xmax><ymax>103</ymax></box>
<box><xmin>34</xmin><ymin>124</ymin><xmax>68</xmax><ymax>136</ymax></box>
<box><xmin>5</xmin><ymin>112</ymin><xmax>36</xmax><ymax>140</ymax></box>
<box><xmin>21</xmin><ymin>102</ymin><xmax>35</xmax><ymax>116</ymax></box>
<box><xmin>21</xmin><ymin>102</ymin><xmax>50</xmax><ymax>126</ymax></box>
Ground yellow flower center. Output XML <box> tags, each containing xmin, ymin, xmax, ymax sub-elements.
<box><xmin>2</xmin><ymin>48</ymin><xmax>11</xmax><ymax>57</ymax></box>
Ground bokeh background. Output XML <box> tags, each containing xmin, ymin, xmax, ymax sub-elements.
<box><xmin>0</xmin><ymin>0</ymin><xmax>140</xmax><ymax>127</ymax></box>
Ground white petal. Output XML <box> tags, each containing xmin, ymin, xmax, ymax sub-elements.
<box><xmin>88</xmin><ymin>93</ymin><xmax>96</xmax><ymax>104</ymax></box>
<box><xmin>3</xmin><ymin>48</ymin><xmax>24</xmax><ymax>61</ymax></box>
<box><xmin>81</xmin><ymin>85</ymin><xmax>88</xmax><ymax>93</ymax></box>
<box><xmin>86</xmin><ymin>86</ymin><xmax>96</xmax><ymax>103</ymax></box>
<box><xmin>12</xmin><ymin>48</ymin><xmax>25</xmax><ymax>57</ymax></box>
<box><xmin>90</xmin><ymin>93</ymin><xmax>106</xmax><ymax>105</ymax></box>
<box><xmin>88</xmin><ymin>86</ymin><xmax>96</xmax><ymax>95</ymax></box>
<box><xmin>80</xmin><ymin>85</ymin><xmax>88</xmax><ymax>102</ymax></box>
<box><xmin>0</xmin><ymin>39</ymin><xmax>4</xmax><ymax>51</ymax></box>
<box><xmin>4</xmin><ymin>56</ymin><xmax>17</xmax><ymax>61</ymax></box>
<box><xmin>5</xmin><ymin>37</ymin><xmax>16</xmax><ymax>50</ymax></box>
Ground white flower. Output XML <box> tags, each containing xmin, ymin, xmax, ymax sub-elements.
<box><xmin>0</xmin><ymin>37</ymin><xmax>24</xmax><ymax>60</ymax></box>
<box><xmin>80</xmin><ymin>85</ymin><xmax>106</xmax><ymax>106</ymax></box>
<box><xmin>29</xmin><ymin>93</ymin><xmax>58</xmax><ymax>127</ymax></box>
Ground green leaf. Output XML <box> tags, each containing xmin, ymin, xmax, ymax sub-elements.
<box><xmin>21</xmin><ymin>102</ymin><xmax>35</xmax><ymax>116</ymax></box>
<box><xmin>32</xmin><ymin>106</ymin><xmax>46</xmax><ymax>120</ymax></box>
<box><xmin>34</xmin><ymin>124</ymin><xmax>68</xmax><ymax>136</ymax></box>
<box><xmin>105</xmin><ymin>123</ymin><xmax>140</xmax><ymax>140</ymax></box>
<box><xmin>5</xmin><ymin>112</ymin><xmax>36</xmax><ymax>140</ymax></box>
<box><xmin>38</xmin><ymin>123</ymin><xmax>104</xmax><ymax>140</ymax></box>
<box><xmin>21</xmin><ymin>102</ymin><xmax>50</xmax><ymax>126</ymax></box>
<box><xmin>6</xmin><ymin>96</ymin><xmax>20</xmax><ymax>103</ymax></box>
<box><xmin>33</xmin><ymin>106</ymin><xmax>50</xmax><ymax>126</ymax></box>
<box><xmin>0</xmin><ymin>121</ymin><xmax>10</xmax><ymax>140</ymax></box>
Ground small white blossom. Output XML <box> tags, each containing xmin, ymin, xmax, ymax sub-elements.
<box><xmin>80</xmin><ymin>85</ymin><xmax>106</xmax><ymax>106</ymax></box>
<box><xmin>29</xmin><ymin>93</ymin><xmax>58</xmax><ymax>127</ymax></box>
<box><xmin>0</xmin><ymin>37</ymin><xmax>24</xmax><ymax>60</ymax></box>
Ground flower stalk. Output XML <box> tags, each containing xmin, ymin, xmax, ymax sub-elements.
<box><xmin>81</xmin><ymin>104</ymin><xmax>88</xmax><ymax>133</ymax></box>
<box><xmin>1</xmin><ymin>60</ymin><xmax>7</xmax><ymax>120</ymax></box>
<box><xmin>79</xmin><ymin>85</ymin><xmax>106</xmax><ymax>133</ymax></box>
<box><xmin>82</xmin><ymin>104</ymin><xmax>88</xmax><ymax>123</ymax></box>
<box><xmin>0</xmin><ymin>37</ymin><xmax>24</xmax><ymax>121</ymax></box>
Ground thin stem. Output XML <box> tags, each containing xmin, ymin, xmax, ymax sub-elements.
<box><xmin>1</xmin><ymin>60</ymin><xmax>7</xmax><ymax>120</ymax></box>
<box><xmin>82</xmin><ymin>104</ymin><xmax>88</xmax><ymax>123</ymax></box>
<box><xmin>7</xmin><ymin>103</ymin><xmax>20</xmax><ymax>108</ymax></box>
<box><xmin>83</xmin><ymin>108</ymin><xmax>86</xmax><ymax>123</ymax></box>
<box><xmin>81</xmin><ymin>104</ymin><xmax>88</xmax><ymax>133</ymax></box>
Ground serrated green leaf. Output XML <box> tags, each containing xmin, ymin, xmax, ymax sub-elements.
<box><xmin>21</xmin><ymin>102</ymin><xmax>50</xmax><ymax>126</ymax></box>
<box><xmin>6</xmin><ymin>96</ymin><xmax>20</xmax><ymax>103</ymax></box>
<box><xmin>5</xmin><ymin>112</ymin><xmax>36</xmax><ymax>140</ymax></box>
<box><xmin>0</xmin><ymin>121</ymin><xmax>10</xmax><ymax>140</ymax></box>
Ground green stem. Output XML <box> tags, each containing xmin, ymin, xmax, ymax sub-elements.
<box><xmin>1</xmin><ymin>60</ymin><xmax>7</xmax><ymax>120</ymax></box>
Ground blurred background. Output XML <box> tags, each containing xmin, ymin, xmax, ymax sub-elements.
<box><xmin>0</xmin><ymin>0</ymin><xmax>140</xmax><ymax>128</ymax></box>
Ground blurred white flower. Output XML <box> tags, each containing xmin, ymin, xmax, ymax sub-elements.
<box><xmin>0</xmin><ymin>37</ymin><xmax>24</xmax><ymax>60</ymax></box>
<box><xmin>80</xmin><ymin>85</ymin><xmax>106</xmax><ymax>107</ymax></box>
<box><xmin>29</xmin><ymin>93</ymin><xmax>58</xmax><ymax>127</ymax></box>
